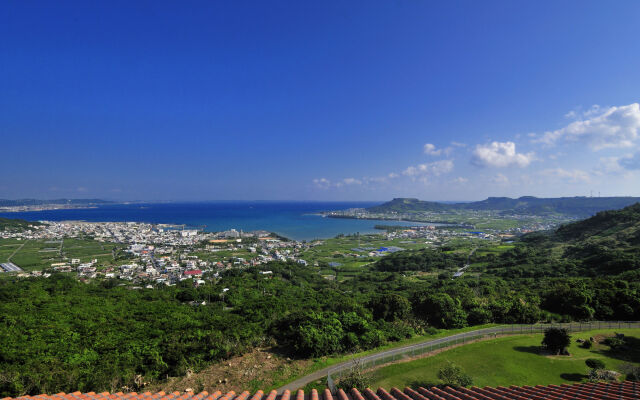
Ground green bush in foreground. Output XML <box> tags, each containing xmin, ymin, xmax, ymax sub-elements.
<box><xmin>437</xmin><ymin>361</ymin><xmax>473</xmax><ymax>387</ymax></box>
<box><xmin>585</xmin><ymin>358</ymin><xmax>605</xmax><ymax>370</ymax></box>
<box><xmin>336</xmin><ymin>360</ymin><xmax>372</xmax><ymax>390</ymax></box>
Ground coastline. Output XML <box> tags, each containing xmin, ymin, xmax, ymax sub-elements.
<box><xmin>0</xmin><ymin>201</ymin><xmax>411</xmax><ymax>242</ymax></box>
<box><xmin>321</xmin><ymin>213</ymin><xmax>463</xmax><ymax>226</ymax></box>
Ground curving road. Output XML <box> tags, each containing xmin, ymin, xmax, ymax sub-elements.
<box><xmin>276</xmin><ymin>320</ymin><xmax>640</xmax><ymax>393</ymax></box>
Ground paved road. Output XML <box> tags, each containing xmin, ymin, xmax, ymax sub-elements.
<box><xmin>277</xmin><ymin>325</ymin><xmax>502</xmax><ymax>393</ymax></box>
<box><xmin>7</xmin><ymin>242</ymin><xmax>25</xmax><ymax>262</ymax></box>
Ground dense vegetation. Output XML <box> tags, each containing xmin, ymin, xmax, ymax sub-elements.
<box><xmin>368</xmin><ymin>196</ymin><xmax>640</xmax><ymax>217</ymax></box>
<box><xmin>479</xmin><ymin>203</ymin><xmax>640</xmax><ymax>279</ymax></box>
<box><xmin>375</xmin><ymin>248</ymin><xmax>466</xmax><ymax>272</ymax></box>
<box><xmin>2</xmin><ymin>203</ymin><xmax>640</xmax><ymax>396</ymax></box>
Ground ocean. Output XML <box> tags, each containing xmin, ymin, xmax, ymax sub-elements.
<box><xmin>0</xmin><ymin>201</ymin><xmax>430</xmax><ymax>241</ymax></box>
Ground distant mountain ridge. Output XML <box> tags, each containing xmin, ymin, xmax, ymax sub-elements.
<box><xmin>0</xmin><ymin>198</ymin><xmax>112</xmax><ymax>207</ymax></box>
<box><xmin>367</xmin><ymin>196</ymin><xmax>640</xmax><ymax>217</ymax></box>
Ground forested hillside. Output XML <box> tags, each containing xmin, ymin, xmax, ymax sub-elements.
<box><xmin>477</xmin><ymin>202</ymin><xmax>640</xmax><ymax>278</ymax></box>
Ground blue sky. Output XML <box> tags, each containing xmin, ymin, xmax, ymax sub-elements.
<box><xmin>1</xmin><ymin>1</ymin><xmax>640</xmax><ymax>201</ymax></box>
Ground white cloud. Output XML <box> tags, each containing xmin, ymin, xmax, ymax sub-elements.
<box><xmin>451</xmin><ymin>141</ymin><xmax>467</xmax><ymax>147</ymax></box>
<box><xmin>424</xmin><ymin>143</ymin><xmax>455</xmax><ymax>156</ymax></box>
<box><xmin>388</xmin><ymin>172</ymin><xmax>399</xmax><ymax>179</ymax></box>
<box><xmin>471</xmin><ymin>141</ymin><xmax>534</xmax><ymax>168</ymax></box>
<box><xmin>597</xmin><ymin>152</ymin><xmax>640</xmax><ymax>174</ymax></box>
<box><xmin>342</xmin><ymin>178</ymin><xmax>362</xmax><ymax>185</ymax></box>
<box><xmin>452</xmin><ymin>177</ymin><xmax>468</xmax><ymax>184</ymax></box>
<box><xmin>491</xmin><ymin>173</ymin><xmax>509</xmax><ymax>185</ymax></box>
<box><xmin>595</xmin><ymin>157</ymin><xmax>625</xmax><ymax>175</ymax></box>
<box><xmin>619</xmin><ymin>152</ymin><xmax>640</xmax><ymax>170</ymax></box>
<box><xmin>423</xmin><ymin>143</ymin><xmax>441</xmax><ymax>156</ymax></box>
<box><xmin>540</xmin><ymin>168</ymin><xmax>590</xmax><ymax>183</ymax></box>
<box><xmin>402</xmin><ymin>160</ymin><xmax>454</xmax><ymax>177</ymax></box>
<box><xmin>535</xmin><ymin>103</ymin><xmax>640</xmax><ymax>150</ymax></box>
<box><xmin>312</xmin><ymin>178</ymin><xmax>331</xmax><ymax>189</ymax></box>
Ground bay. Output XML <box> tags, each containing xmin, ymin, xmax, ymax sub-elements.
<box><xmin>0</xmin><ymin>201</ymin><xmax>433</xmax><ymax>241</ymax></box>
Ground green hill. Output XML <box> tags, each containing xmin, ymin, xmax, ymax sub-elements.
<box><xmin>480</xmin><ymin>202</ymin><xmax>640</xmax><ymax>278</ymax></box>
<box><xmin>374</xmin><ymin>202</ymin><xmax>640</xmax><ymax>278</ymax></box>
<box><xmin>367</xmin><ymin>198</ymin><xmax>450</xmax><ymax>213</ymax></box>
<box><xmin>555</xmin><ymin>202</ymin><xmax>640</xmax><ymax>242</ymax></box>
<box><xmin>367</xmin><ymin>196</ymin><xmax>640</xmax><ymax>217</ymax></box>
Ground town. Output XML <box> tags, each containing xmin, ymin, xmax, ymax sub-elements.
<box><xmin>0</xmin><ymin>213</ymin><xmax>562</xmax><ymax>285</ymax></box>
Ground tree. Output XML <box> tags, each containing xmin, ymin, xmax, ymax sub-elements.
<box><xmin>437</xmin><ymin>361</ymin><xmax>473</xmax><ymax>387</ymax></box>
<box><xmin>412</xmin><ymin>292</ymin><xmax>468</xmax><ymax>329</ymax></box>
<box><xmin>585</xmin><ymin>359</ymin><xmax>605</xmax><ymax>370</ymax></box>
<box><xmin>542</xmin><ymin>328</ymin><xmax>571</xmax><ymax>355</ymax></box>
<box><xmin>369</xmin><ymin>294</ymin><xmax>411</xmax><ymax>322</ymax></box>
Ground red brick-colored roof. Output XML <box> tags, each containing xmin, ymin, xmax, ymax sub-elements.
<box><xmin>184</xmin><ymin>270</ymin><xmax>202</xmax><ymax>275</ymax></box>
<box><xmin>3</xmin><ymin>382</ymin><xmax>638</xmax><ymax>400</ymax></box>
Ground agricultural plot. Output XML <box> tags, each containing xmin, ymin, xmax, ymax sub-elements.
<box><xmin>0</xmin><ymin>238</ymin><xmax>126</xmax><ymax>271</ymax></box>
<box><xmin>301</xmin><ymin>235</ymin><xmax>428</xmax><ymax>266</ymax></box>
<box><xmin>7</xmin><ymin>239</ymin><xmax>64</xmax><ymax>271</ymax></box>
<box><xmin>0</xmin><ymin>244</ymin><xmax>22</xmax><ymax>262</ymax></box>
<box><xmin>473</xmin><ymin>244</ymin><xmax>515</xmax><ymax>257</ymax></box>
<box><xmin>61</xmin><ymin>238</ymin><xmax>124</xmax><ymax>265</ymax></box>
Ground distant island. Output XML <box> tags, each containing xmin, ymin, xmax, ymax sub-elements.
<box><xmin>0</xmin><ymin>198</ymin><xmax>113</xmax><ymax>212</ymax></box>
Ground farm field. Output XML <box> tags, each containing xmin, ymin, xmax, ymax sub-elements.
<box><xmin>0</xmin><ymin>237</ymin><xmax>126</xmax><ymax>271</ymax></box>
<box><xmin>370</xmin><ymin>329</ymin><xmax>640</xmax><ymax>389</ymax></box>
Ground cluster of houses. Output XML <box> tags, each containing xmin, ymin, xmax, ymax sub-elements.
<box><xmin>2</xmin><ymin>220</ymin><xmax>320</xmax><ymax>285</ymax></box>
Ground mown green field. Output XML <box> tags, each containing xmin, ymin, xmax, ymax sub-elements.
<box><xmin>0</xmin><ymin>238</ymin><xmax>126</xmax><ymax>271</ymax></box>
<box><xmin>370</xmin><ymin>329</ymin><xmax>640</xmax><ymax>388</ymax></box>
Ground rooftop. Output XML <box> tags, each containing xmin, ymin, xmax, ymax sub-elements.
<box><xmin>3</xmin><ymin>382</ymin><xmax>638</xmax><ymax>400</ymax></box>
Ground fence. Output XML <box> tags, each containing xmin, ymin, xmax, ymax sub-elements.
<box><xmin>327</xmin><ymin>321</ymin><xmax>640</xmax><ymax>391</ymax></box>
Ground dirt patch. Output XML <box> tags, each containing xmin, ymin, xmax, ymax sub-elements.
<box><xmin>593</xmin><ymin>334</ymin><xmax>613</xmax><ymax>344</ymax></box>
<box><xmin>146</xmin><ymin>348</ymin><xmax>312</xmax><ymax>394</ymax></box>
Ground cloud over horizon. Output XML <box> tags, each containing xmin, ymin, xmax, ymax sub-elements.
<box><xmin>311</xmin><ymin>102</ymin><xmax>640</xmax><ymax>199</ymax></box>
<box><xmin>471</xmin><ymin>141</ymin><xmax>534</xmax><ymax>168</ymax></box>
<box><xmin>534</xmin><ymin>103</ymin><xmax>640</xmax><ymax>150</ymax></box>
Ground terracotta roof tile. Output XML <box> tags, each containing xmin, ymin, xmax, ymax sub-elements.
<box><xmin>5</xmin><ymin>383</ymin><xmax>638</xmax><ymax>400</ymax></box>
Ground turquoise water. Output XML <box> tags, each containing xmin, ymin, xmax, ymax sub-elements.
<box><xmin>0</xmin><ymin>201</ymin><xmax>431</xmax><ymax>241</ymax></box>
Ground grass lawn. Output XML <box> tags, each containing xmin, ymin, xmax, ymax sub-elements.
<box><xmin>370</xmin><ymin>329</ymin><xmax>640</xmax><ymax>388</ymax></box>
<box><xmin>269</xmin><ymin>324</ymin><xmax>499</xmax><ymax>390</ymax></box>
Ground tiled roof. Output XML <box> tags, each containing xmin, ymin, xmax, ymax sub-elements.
<box><xmin>3</xmin><ymin>382</ymin><xmax>638</xmax><ymax>400</ymax></box>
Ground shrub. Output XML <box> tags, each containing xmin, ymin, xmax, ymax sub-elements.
<box><xmin>437</xmin><ymin>361</ymin><xmax>473</xmax><ymax>387</ymax></box>
<box><xmin>603</xmin><ymin>337</ymin><xmax>626</xmax><ymax>350</ymax></box>
<box><xmin>541</xmin><ymin>328</ymin><xmax>571</xmax><ymax>355</ymax></box>
<box><xmin>336</xmin><ymin>360</ymin><xmax>372</xmax><ymax>390</ymax></box>
<box><xmin>585</xmin><ymin>358</ymin><xmax>605</xmax><ymax>370</ymax></box>
<box><xmin>588</xmin><ymin>369</ymin><xmax>619</xmax><ymax>382</ymax></box>
<box><xmin>581</xmin><ymin>340</ymin><xmax>593</xmax><ymax>349</ymax></box>
<box><xmin>619</xmin><ymin>363</ymin><xmax>640</xmax><ymax>381</ymax></box>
